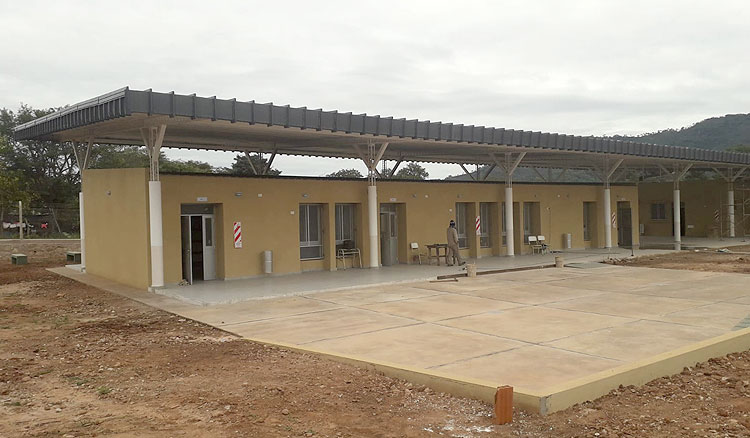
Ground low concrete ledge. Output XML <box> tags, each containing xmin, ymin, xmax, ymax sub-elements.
<box><xmin>539</xmin><ymin>327</ymin><xmax>750</xmax><ymax>414</ymax></box>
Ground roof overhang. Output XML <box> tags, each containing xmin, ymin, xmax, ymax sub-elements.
<box><xmin>13</xmin><ymin>87</ymin><xmax>750</xmax><ymax>172</ymax></box>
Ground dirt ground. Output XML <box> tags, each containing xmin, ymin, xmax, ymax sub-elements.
<box><xmin>1</xmin><ymin>258</ymin><xmax>749</xmax><ymax>437</ymax></box>
<box><xmin>607</xmin><ymin>244</ymin><xmax>750</xmax><ymax>274</ymax></box>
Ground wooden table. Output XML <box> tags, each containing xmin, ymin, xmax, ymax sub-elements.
<box><xmin>426</xmin><ymin>244</ymin><xmax>448</xmax><ymax>266</ymax></box>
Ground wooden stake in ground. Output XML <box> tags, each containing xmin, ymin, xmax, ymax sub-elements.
<box><xmin>494</xmin><ymin>385</ymin><xmax>513</xmax><ymax>425</ymax></box>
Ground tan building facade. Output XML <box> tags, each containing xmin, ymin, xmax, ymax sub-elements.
<box><xmin>83</xmin><ymin>168</ymin><xmax>639</xmax><ymax>290</ymax></box>
<box><xmin>638</xmin><ymin>180</ymin><xmax>748</xmax><ymax>238</ymax></box>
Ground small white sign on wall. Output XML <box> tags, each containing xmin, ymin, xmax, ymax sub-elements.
<box><xmin>197</xmin><ymin>196</ymin><xmax>208</xmax><ymax>202</ymax></box>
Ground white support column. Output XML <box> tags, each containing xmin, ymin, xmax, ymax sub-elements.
<box><xmin>603</xmin><ymin>187</ymin><xmax>612</xmax><ymax>249</ymax></box>
<box><xmin>728</xmin><ymin>182</ymin><xmax>735</xmax><ymax>238</ymax></box>
<box><xmin>504</xmin><ymin>186</ymin><xmax>514</xmax><ymax>256</ymax></box>
<box><xmin>141</xmin><ymin>125</ymin><xmax>167</xmax><ymax>289</ymax></box>
<box><xmin>491</xmin><ymin>152</ymin><xmax>525</xmax><ymax>257</ymax></box>
<box><xmin>72</xmin><ymin>138</ymin><xmax>93</xmax><ymax>271</ymax></box>
<box><xmin>673</xmin><ymin>185</ymin><xmax>681</xmax><ymax>250</ymax></box>
<box><xmin>367</xmin><ymin>185</ymin><xmax>378</xmax><ymax>268</ymax></box>
<box><xmin>362</xmin><ymin>141</ymin><xmax>388</xmax><ymax>268</ymax></box>
<box><xmin>149</xmin><ymin>181</ymin><xmax>164</xmax><ymax>287</ymax></box>
<box><xmin>79</xmin><ymin>192</ymin><xmax>86</xmax><ymax>269</ymax></box>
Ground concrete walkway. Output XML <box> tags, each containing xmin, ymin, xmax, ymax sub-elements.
<box><xmin>158</xmin><ymin>247</ymin><xmax>669</xmax><ymax>305</ymax></box>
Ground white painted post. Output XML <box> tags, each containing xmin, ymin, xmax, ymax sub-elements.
<box><xmin>18</xmin><ymin>200</ymin><xmax>23</xmax><ymax>239</ymax></box>
<box><xmin>673</xmin><ymin>187</ymin><xmax>681</xmax><ymax>250</ymax></box>
<box><xmin>505</xmin><ymin>186</ymin><xmax>514</xmax><ymax>256</ymax></box>
<box><xmin>603</xmin><ymin>188</ymin><xmax>612</xmax><ymax>249</ymax></box>
<box><xmin>79</xmin><ymin>192</ymin><xmax>86</xmax><ymax>270</ymax></box>
<box><xmin>728</xmin><ymin>183</ymin><xmax>735</xmax><ymax>238</ymax></box>
<box><xmin>367</xmin><ymin>185</ymin><xmax>379</xmax><ymax>268</ymax></box>
<box><xmin>149</xmin><ymin>181</ymin><xmax>164</xmax><ymax>288</ymax></box>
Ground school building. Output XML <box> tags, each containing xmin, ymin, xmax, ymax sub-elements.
<box><xmin>13</xmin><ymin>88</ymin><xmax>750</xmax><ymax>290</ymax></box>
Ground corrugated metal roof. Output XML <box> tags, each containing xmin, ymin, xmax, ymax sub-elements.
<box><xmin>12</xmin><ymin>87</ymin><xmax>750</xmax><ymax>166</ymax></box>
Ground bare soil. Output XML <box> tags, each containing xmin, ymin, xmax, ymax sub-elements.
<box><xmin>1</xmin><ymin>259</ymin><xmax>749</xmax><ymax>437</ymax></box>
<box><xmin>607</xmin><ymin>244</ymin><xmax>750</xmax><ymax>274</ymax></box>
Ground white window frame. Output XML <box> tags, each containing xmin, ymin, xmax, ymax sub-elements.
<box><xmin>299</xmin><ymin>204</ymin><xmax>323</xmax><ymax>260</ymax></box>
<box><xmin>479</xmin><ymin>202</ymin><xmax>491</xmax><ymax>248</ymax></box>
<box><xmin>455</xmin><ymin>203</ymin><xmax>468</xmax><ymax>249</ymax></box>
<box><xmin>335</xmin><ymin>204</ymin><xmax>355</xmax><ymax>245</ymax></box>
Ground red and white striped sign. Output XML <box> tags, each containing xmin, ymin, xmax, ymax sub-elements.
<box><xmin>611</xmin><ymin>212</ymin><xmax>617</xmax><ymax>228</ymax></box>
<box><xmin>475</xmin><ymin>215</ymin><xmax>481</xmax><ymax>235</ymax></box>
<box><xmin>233</xmin><ymin>221</ymin><xmax>242</xmax><ymax>248</ymax></box>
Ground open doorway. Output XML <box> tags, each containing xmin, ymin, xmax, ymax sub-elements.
<box><xmin>671</xmin><ymin>202</ymin><xmax>686</xmax><ymax>237</ymax></box>
<box><xmin>181</xmin><ymin>204</ymin><xmax>217</xmax><ymax>284</ymax></box>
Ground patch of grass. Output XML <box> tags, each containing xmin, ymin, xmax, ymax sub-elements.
<box><xmin>53</xmin><ymin>316</ymin><xmax>69</xmax><ymax>328</ymax></box>
<box><xmin>33</xmin><ymin>369</ymin><xmax>53</xmax><ymax>377</ymax></box>
<box><xmin>4</xmin><ymin>401</ymin><xmax>21</xmax><ymax>407</ymax></box>
<box><xmin>67</xmin><ymin>376</ymin><xmax>88</xmax><ymax>386</ymax></box>
<box><xmin>96</xmin><ymin>386</ymin><xmax>111</xmax><ymax>395</ymax></box>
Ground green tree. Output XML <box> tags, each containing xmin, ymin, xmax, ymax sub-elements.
<box><xmin>227</xmin><ymin>153</ymin><xmax>281</xmax><ymax>176</ymax></box>
<box><xmin>727</xmin><ymin>145</ymin><xmax>750</xmax><ymax>153</ymax></box>
<box><xmin>326</xmin><ymin>168</ymin><xmax>363</xmax><ymax>178</ymax></box>
<box><xmin>393</xmin><ymin>162</ymin><xmax>429</xmax><ymax>180</ymax></box>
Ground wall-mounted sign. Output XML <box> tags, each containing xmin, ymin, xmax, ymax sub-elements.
<box><xmin>233</xmin><ymin>222</ymin><xmax>242</xmax><ymax>248</ymax></box>
<box><xmin>197</xmin><ymin>196</ymin><xmax>208</xmax><ymax>202</ymax></box>
<box><xmin>389</xmin><ymin>197</ymin><xmax>397</xmax><ymax>202</ymax></box>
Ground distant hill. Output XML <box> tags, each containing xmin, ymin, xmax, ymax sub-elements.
<box><xmin>616</xmin><ymin>113</ymin><xmax>750</xmax><ymax>150</ymax></box>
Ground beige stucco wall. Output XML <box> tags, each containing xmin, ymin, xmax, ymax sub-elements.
<box><xmin>82</xmin><ymin>168</ymin><xmax>151</xmax><ymax>289</ymax></box>
<box><xmin>638</xmin><ymin>180</ymin><xmax>731</xmax><ymax>237</ymax></box>
<box><xmin>82</xmin><ymin>169</ymin><xmax>640</xmax><ymax>287</ymax></box>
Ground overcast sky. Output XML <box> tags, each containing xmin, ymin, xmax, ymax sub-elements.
<box><xmin>2</xmin><ymin>0</ymin><xmax>748</xmax><ymax>178</ymax></box>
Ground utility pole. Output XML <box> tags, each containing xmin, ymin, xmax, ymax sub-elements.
<box><xmin>18</xmin><ymin>200</ymin><xmax>23</xmax><ymax>239</ymax></box>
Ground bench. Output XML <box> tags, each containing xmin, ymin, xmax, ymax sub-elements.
<box><xmin>11</xmin><ymin>254</ymin><xmax>27</xmax><ymax>265</ymax></box>
<box><xmin>66</xmin><ymin>251</ymin><xmax>82</xmax><ymax>263</ymax></box>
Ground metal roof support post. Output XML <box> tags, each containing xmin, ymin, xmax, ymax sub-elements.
<box><xmin>459</xmin><ymin>163</ymin><xmax>477</xmax><ymax>181</ymax></box>
<box><xmin>601</xmin><ymin>158</ymin><xmax>623</xmax><ymax>249</ymax></box>
<box><xmin>71</xmin><ymin>138</ymin><xmax>93</xmax><ymax>272</ymax></box>
<box><xmin>365</xmin><ymin>141</ymin><xmax>388</xmax><ymax>268</ymax></box>
<box><xmin>714</xmin><ymin>166</ymin><xmax>748</xmax><ymax>238</ymax></box>
<box><xmin>262</xmin><ymin>149</ymin><xmax>278</xmax><ymax>175</ymax></box>
<box><xmin>243</xmin><ymin>151</ymin><xmax>258</xmax><ymax>175</ymax></box>
<box><xmin>140</xmin><ymin>124</ymin><xmax>167</xmax><ymax>289</ymax></box>
<box><xmin>672</xmin><ymin>164</ymin><xmax>693</xmax><ymax>250</ymax></box>
<box><xmin>492</xmin><ymin>152</ymin><xmax>525</xmax><ymax>256</ymax></box>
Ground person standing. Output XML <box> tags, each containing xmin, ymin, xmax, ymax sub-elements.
<box><xmin>446</xmin><ymin>219</ymin><xmax>465</xmax><ymax>266</ymax></box>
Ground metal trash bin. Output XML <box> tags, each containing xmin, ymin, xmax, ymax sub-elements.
<box><xmin>263</xmin><ymin>250</ymin><xmax>273</xmax><ymax>274</ymax></box>
<box><xmin>564</xmin><ymin>233</ymin><xmax>572</xmax><ymax>249</ymax></box>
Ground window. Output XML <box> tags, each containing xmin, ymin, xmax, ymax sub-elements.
<box><xmin>501</xmin><ymin>202</ymin><xmax>507</xmax><ymax>245</ymax></box>
<box><xmin>651</xmin><ymin>202</ymin><xmax>666</xmax><ymax>220</ymax></box>
<box><xmin>335</xmin><ymin>204</ymin><xmax>355</xmax><ymax>246</ymax></box>
<box><xmin>455</xmin><ymin>203</ymin><xmax>468</xmax><ymax>249</ymax></box>
<box><xmin>299</xmin><ymin>204</ymin><xmax>322</xmax><ymax>259</ymax></box>
<box><xmin>583</xmin><ymin>202</ymin><xmax>594</xmax><ymax>242</ymax></box>
<box><xmin>479</xmin><ymin>203</ymin><xmax>492</xmax><ymax>248</ymax></box>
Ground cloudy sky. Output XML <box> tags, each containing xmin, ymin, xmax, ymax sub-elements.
<box><xmin>2</xmin><ymin>0</ymin><xmax>748</xmax><ymax>178</ymax></box>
